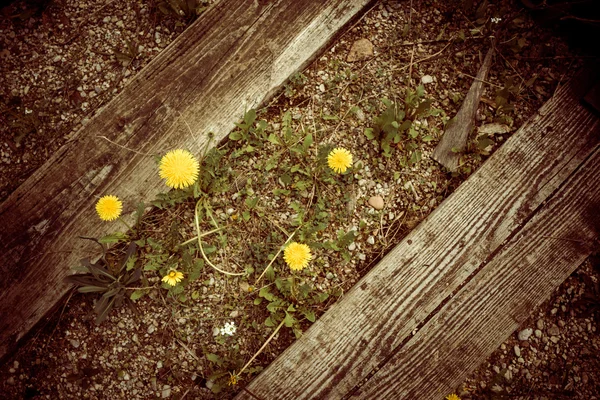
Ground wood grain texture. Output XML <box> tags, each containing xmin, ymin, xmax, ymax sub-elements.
<box><xmin>236</xmin><ymin>70</ymin><xmax>600</xmax><ymax>400</ymax></box>
<box><xmin>356</xmin><ymin>145</ymin><xmax>600</xmax><ymax>399</ymax></box>
<box><xmin>0</xmin><ymin>0</ymin><xmax>373</xmax><ymax>360</ymax></box>
<box><xmin>432</xmin><ymin>46</ymin><xmax>494</xmax><ymax>171</ymax></box>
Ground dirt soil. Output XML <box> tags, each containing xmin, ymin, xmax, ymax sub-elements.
<box><xmin>1</xmin><ymin>0</ymin><xmax>598</xmax><ymax>399</ymax></box>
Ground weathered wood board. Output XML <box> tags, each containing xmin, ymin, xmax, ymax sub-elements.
<box><xmin>355</xmin><ymin>146</ymin><xmax>600</xmax><ymax>398</ymax></box>
<box><xmin>0</xmin><ymin>0</ymin><xmax>373</xmax><ymax>361</ymax></box>
<box><xmin>235</xmin><ymin>69</ymin><xmax>600</xmax><ymax>399</ymax></box>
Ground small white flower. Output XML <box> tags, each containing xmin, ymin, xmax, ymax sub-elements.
<box><xmin>219</xmin><ymin>321</ymin><xmax>236</xmax><ymax>336</ymax></box>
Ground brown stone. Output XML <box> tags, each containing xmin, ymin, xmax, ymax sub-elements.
<box><xmin>347</xmin><ymin>38</ymin><xmax>374</xmax><ymax>62</ymax></box>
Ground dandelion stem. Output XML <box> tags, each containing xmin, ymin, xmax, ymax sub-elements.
<box><xmin>179</xmin><ymin>226</ymin><xmax>227</xmax><ymax>247</ymax></box>
<box><xmin>255</xmin><ymin>228</ymin><xmax>298</xmax><ymax>285</ymax></box>
<box><xmin>236</xmin><ymin>318</ymin><xmax>285</xmax><ymax>378</ymax></box>
<box><xmin>194</xmin><ymin>200</ymin><xmax>245</xmax><ymax>277</ymax></box>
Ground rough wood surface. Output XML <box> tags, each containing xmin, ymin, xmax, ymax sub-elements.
<box><xmin>355</xmin><ymin>145</ymin><xmax>600</xmax><ymax>398</ymax></box>
<box><xmin>432</xmin><ymin>46</ymin><xmax>494</xmax><ymax>171</ymax></box>
<box><xmin>236</xmin><ymin>69</ymin><xmax>600</xmax><ymax>400</ymax></box>
<box><xmin>0</xmin><ymin>0</ymin><xmax>373</xmax><ymax>361</ymax></box>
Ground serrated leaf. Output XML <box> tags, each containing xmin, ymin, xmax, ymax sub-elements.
<box><xmin>267</xmin><ymin>133</ymin><xmax>281</xmax><ymax>145</ymax></box>
<box><xmin>302</xmin><ymin>133</ymin><xmax>313</xmax><ymax>151</ymax></box>
<box><xmin>259</xmin><ymin>286</ymin><xmax>275</xmax><ymax>301</ymax></box>
<box><xmin>130</xmin><ymin>290</ymin><xmax>145</xmax><ymax>301</ymax></box>
<box><xmin>206</xmin><ymin>353</ymin><xmax>224</xmax><ymax>366</ymax></box>
<box><xmin>229</xmin><ymin>131</ymin><xmax>242</xmax><ymax>140</ymax></box>
<box><xmin>283</xmin><ymin>311</ymin><xmax>296</xmax><ymax>327</ymax></box>
<box><xmin>302</xmin><ymin>308</ymin><xmax>316</xmax><ymax>322</ymax></box>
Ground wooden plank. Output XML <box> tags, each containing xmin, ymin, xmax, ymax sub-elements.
<box><xmin>236</xmin><ymin>69</ymin><xmax>600</xmax><ymax>399</ymax></box>
<box><xmin>0</xmin><ymin>0</ymin><xmax>373</xmax><ymax>361</ymax></box>
<box><xmin>355</xmin><ymin>144</ymin><xmax>600</xmax><ymax>398</ymax></box>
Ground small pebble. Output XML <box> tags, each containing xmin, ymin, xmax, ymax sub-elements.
<box><xmin>548</xmin><ymin>324</ymin><xmax>560</xmax><ymax>336</ymax></box>
<box><xmin>348</xmin><ymin>242</ymin><xmax>356</xmax><ymax>251</ymax></box>
<box><xmin>518</xmin><ymin>328</ymin><xmax>533</xmax><ymax>341</ymax></box>
<box><xmin>368</xmin><ymin>195</ymin><xmax>384</xmax><ymax>210</ymax></box>
<box><xmin>367</xmin><ymin>236</ymin><xmax>375</xmax><ymax>245</ymax></box>
<box><xmin>514</xmin><ymin>345</ymin><xmax>521</xmax><ymax>357</ymax></box>
<box><xmin>421</xmin><ymin>75</ymin><xmax>434</xmax><ymax>84</ymax></box>
<box><xmin>536</xmin><ymin>319</ymin><xmax>545</xmax><ymax>330</ymax></box>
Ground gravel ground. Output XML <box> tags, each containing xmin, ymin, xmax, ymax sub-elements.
<box><xmin>1</xmin><ymin>0</ymin><xmax>597</xmax><ymax>399</ymax></box>
<box><xmin>0</xmin><ymin>0</ymin><xmax>202</xmax><ymax>201</ymax></box>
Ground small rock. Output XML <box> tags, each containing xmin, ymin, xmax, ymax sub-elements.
<box><xmin>518</xmin><ymin>328</ymin><xmax>533</xmax><ymax>341</ymax></box>
<box><xmin>230</xmin><ymin>310</ymin><xmax>239</xmax><ymax>318</ymax></box>
<box><xmin>582</xmin><ymin>372</ymin><xmax>589</xmax><ymax>384</ymax></box>
<box><xmin>212</xmin><ymin>327</ymin><xmax>220</xmax><ymax>336</ymax></box>
<box><xmin>514</xmin><ymin>345</ymin><xmax>521</xmax><ymax>357</ymax></box>
<box><xmin>550</xmin><ymin>336</ymin><xmax>560</xmax><ymax>343</ymax></box>
<box><xmin>326</xmin><ymin>272</ymin><xmax>334</xmax><ymax>280</ymax></box>
<box><xmin>7</xmin><ymin>377</ymin><xmax>15</xmax><ymax>385</ymax></box>
<box><xmin>347</xmin><ymin>38</ymin><xmax>374</xmax><ymax>62</ymax></box>
<box><xmin>70</xmin><ymin>339</ymin><xmax>80</xmax><ymax>348</ymax></box>
<box><xmin>491</xmin><ymin>384</ymin><xmax>503</xmax><ymax>393</ymax></box>
<box><xmin>421</xmin><ymin>75</ymin><xmax>434</xmax><ymax>84</ymax></box>
<box><xmin>147</xmin><ymin>325</ymin><xmax>156</xmax><ymax>334</ymax></box>
<box><xmin>503</xmin><ymin>369</ymin><xmax>512</xmax><ymax>381</ymax></box>
<box><xmin>348</xmin><ymin>242</ymin><xmax>356</xmax><ymax>251</ymax></box>
<box><xmin>161</xmin><ymin>385</ymin><xmax>171</xmax><ymax>398</ymax></box>
<box><xmin>358</xmin><ymin>253</ymin><xmax>366</xmax><ymax>261</ymax></box>
<box><xmin>534</xmin><ymin>329</ymin><xmax>542</xmax><ymax>338</ymax></box>
<box><xmin>368</xmin><ymin>195</ymin><xmax>384</xmax><ymax>210</ymax></box>
<box><xmin>548</xmin><ymin>324</ymin><xmax>560</xmax><ymax>336</ymax></box>
<box><xmin>367</xmin><ymin>236</ymin><xmax>375</xmax><ymax>245</ymax></box>
<box><xmin>536</xmin><ymin>319</ymin><xmax>545</xmax><ymax>330</ymax></box>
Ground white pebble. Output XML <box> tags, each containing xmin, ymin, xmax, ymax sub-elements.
<box><xmin>421</xmin><ymin>75</ymin><xmax>434</xmax><ymax>84</ymax></box>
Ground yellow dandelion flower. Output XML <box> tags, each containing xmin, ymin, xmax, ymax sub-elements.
<box><xmin>159</xmin><ymin>149</ymin><xmax>200</xmax><ymax>189</ymax></box>
<box><xmin>95</xmin><ymin>195</ymin><xmax>123</xmax><ymax>221</ymax></box>
<box><xmin>446</xmin><ymin>394</ymin><xmax>461</xmax><ymax>400</ymax></box>
<box><xmin>327</xmin><ymin>147</ymin><xmax>353</xmax><ymax>174</ymax></box>
<box><xmin>283</xmin><ymin>242</ymin><xmax>312</xmax><ymax>271</ymax></box>
<box><xmin>162</xmin><ymin>269</ymin><xmax>184</xmax><ymax>286</ymax></box>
